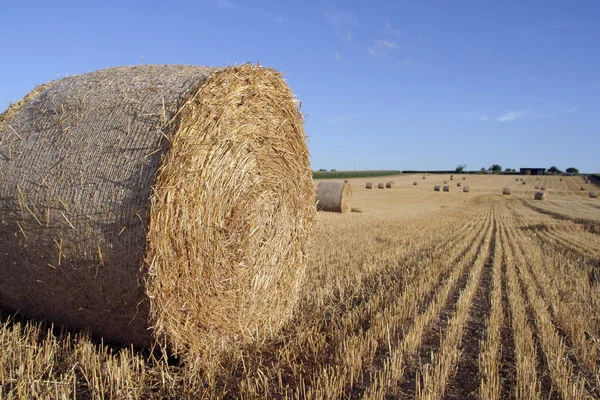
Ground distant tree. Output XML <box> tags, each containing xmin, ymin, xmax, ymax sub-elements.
<box><xmin>330</xmin><ymin>169</ymin><xmax>337</xmax><ymax>172</ymax></box>
<box><xmin>318</xmin><ymin>168</ymin><xmax>326</xmax><ymax>172</ymax></box>
<box><xmin>566</xmin><ymin>167</ymin><xmax>579</xmax><ymax>175</ymax></box>
<box><xmin>504</xmin><ymin>168</ymin><xmax>512</xmax><ymax>172</ymax></box>
<box><xmin>480</xmin><ymin>167</ymin><xmax>486</xmax><ymax>172</ymax></box>
<box><xmin>456</xmin><ymin>164</ymin><xmax>467</xmax><ymax>173</ymax></box>
<box><xmin>512</xmin><ymin>169</ymin><xmax>517</xmax><ymax>172</ymax></box>
<box><xmin>548</xmin><ymin>166</ymin><xmax>562</xmax><ymax>174</ymax></box>
<box><xmin>490</xmin><ymin>164</ymin><xmax>502</xmax><ymax>172</ymax></box>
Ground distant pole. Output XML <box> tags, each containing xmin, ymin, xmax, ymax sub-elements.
<box><xmin>355</xmin><ymin>158</ymin><xmax>358</xmax><ymax>171</ymax></box>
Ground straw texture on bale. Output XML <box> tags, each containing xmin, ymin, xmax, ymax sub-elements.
<box><xmin>0</xmin><ymin>64</ymin><xmax>315</xmax><ymax>355</ymax></box>
<box><xmin>503</xmin><ymin>188</ymin><xmax>511</xmax><ymax>195</ymax></box>
<box><xmin>366</xmin><ymin>182</ymin><xmax>373</xmax><ymax>189</ymax></box>
<box><xmin>534</xmin><ymin>192</ymin><xmax>547</xmax><ymax>200</ymax></box>
<box><xmin>434</xmin><ymin>185</ymin><xmax>440</xmax><ymax>191</ymax></box>
<box><xmin>385</xmin><ymin>182</ymin><xmax>393</xmax><ymax>188</ymax></box>
<box><xmin>591</xmin><ymin>192</ymin><xmax>598</xmax><ymax>199</ymax></box>
<box><xmin>463</xmin><ymin>186</ymin><xmax>470</xmax><ymax>193</ymax></box>
<box><xmin>316</xmin><ymin>181</ymin><xmax>351</xmax><ymax>213</ymax></box>
<box><xmin>443</xmin><ymin>185</ymin><xmax>450</xmax><ymax>192</ymax></box>
<box><xmin>378</xmin><ymin>183</ymin><xmax>385</xmax><ymax>189</ymax></box>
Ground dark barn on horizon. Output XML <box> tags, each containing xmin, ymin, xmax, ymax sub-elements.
<box><xmin>520</xmin><ymin>168</ymin><xmax>546</xmax><ymax>175</ymax></box>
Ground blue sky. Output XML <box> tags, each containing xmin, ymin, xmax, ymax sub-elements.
<box><xmin>1</xmin><ymin>1</ymin><xmax>599</xmax><ymax>172</ymax></box>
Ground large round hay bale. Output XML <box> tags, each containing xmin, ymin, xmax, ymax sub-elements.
<box><xmin>503</xmin><ymin>187</ymin><xmax>511</xmax><ymax>195</ymax></box>
<box><xmin>434</xmin><ymin>185</ymin><xmax>440</xmax><ymax>191</ymax></box>
<box><xmin>316</xmin><ymin>181</ymin><xmax>351</xmax><ymax>213</ymax></box>
<box><xmin>590</xmin><ymin>191</ymin><xmax>598</xmax><ymax>199</ymax></box>
<box><xmin>386</xmin><ymin>182</ymin><xmax>393</xmax><ymax>188</ymax></box>
<box><xmin>534</xmin><ymin>192</ymin><xmax>547</xmax><ymax>200</ymax></box>
<box><xmin>443</xmin><ymin>185</ymin><xmax>450</xmax><ymax>192</ymax></box>
<box><xmin>0</xmin><ymin>65</ymin><xmax>315</xmax><ymax>355</ymax></box>
<box><xmin>463</xmin><ymin>186</ymin><xmax>470</xmax><ymax>193</ymax></box>
<box><xmin>378</xmin><ymin>183</ymin><xmax>385</xmax><ymax>189</ymax></box>
<box><xmin>366</xmin><ymin>182</ymin><xmax>373</xmax><ymax>189</ymax></box>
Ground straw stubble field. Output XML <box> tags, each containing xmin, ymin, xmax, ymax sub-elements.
<box><xmin>1</xmin><ymin>174</ymin><xmax>599</xmax><ymax>399</ymax></box>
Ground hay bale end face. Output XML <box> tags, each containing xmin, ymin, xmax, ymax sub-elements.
<box><xmin>463</xmin><ymin>186</ymin><xmax>470</xmax><ymax>193</ymax></box>
<box><xmin>434</xmin><ymin>185</ymin><xmax>440</xmax><ymax>191</ymax></box>
<box><xmin>378</xmin><ymin>183</ymin><xmax>385</xmax><ymax>189</ymax></box>
<box><xmin>366</xmin><ymin>182</ymin><xmax>373</xmax><ymax>189</ymax></box>
<box><xmin>590</xmin><ymin>191</ymin><xmax>598</xmax><ymax>199</ymax></box>
<box><xmin>443</xmin><ymin>185</ymin><xmax>450</xmax><ymax>192</ymax></box>
<box><xmin>385</xmin><ymin>182</ymin><xmax>393</xmax><ymax>188</ymax></box>
<box><xmin>503</xmin><ymin>187</ymin><xmax>511</xmax><ymax>195</ymax></box>
<box><xmin>0</xmin><ymin>64</ymin><xmax>315</xmax><ymax>355</ymax></box>
<box><xmin>534</xmin><ymin>192</ymin><xmax>547</xmax><ymax>200</ymax></box>
<box><xmin>316</xmin><ymin>181</ymin><xmax>352</xmax><ymax>213</ymax></box>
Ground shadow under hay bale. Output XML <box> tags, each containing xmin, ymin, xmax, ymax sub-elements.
<box><xmin>0</xmin><ymin>64</ymin><xmax>315</xmax><ymax>356</ymax></box>
<box><xmin>443</xmin><ymin>185</ymin><xmax>450</xmax><ymax>192</ymax></box>
<box><xmin>463</xmin><ymin>186</ymin><xmax>470</xmax><ymax>193</ymax></box>
<box><xmin>316</xmin><ymin>181</ymin><xmax>352</xmax><ymax>213</ymax></box>
<box><xmin>366</xmin><ymin>182</ymin><xmax>373</xmax><ymax>189</ymax></box>
<box><xmin>378</xmin><ymin>183</ymin><xmax>385</xmax><ymax>189</ymax></box>
<box><xmin>534</xmin><ymin>192</ymin><xmax>547</xmax><ymax>200</ymax></box>
<box><xmin>434</xmin><ymin>185</ymin><xmax>440</xmax><ymax>192</ymax></box>
<box><xmin>503</xmin><ymin>187</ymin><xmax>511</xmax><ymax>195</ymax></box>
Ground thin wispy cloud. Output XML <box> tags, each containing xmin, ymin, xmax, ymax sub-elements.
<box><xmin>367</xmin><ymin>40</ymin><xmax>399</xmax><ymax>57</ymax></box>
<box><xmin>201</xmin><ymin>0</ymin><xmax>237</xmax><ymax>8</ymax></box>
<box><xmin>334</xmin><ymin>52</ymin><xmax>342</xmax><ymax>62</ymax></box>
<box><xmin>323</xmin><ymin>9</ymin><xmax>357</xmax><ymax>42</ymax></box>
<box><xmin>497</xmin><ymin>110</ymin><xmax>528</xmax><ymax>122</ymax></box>
<box><xmin>384</xmin><ymin>19</ymin><xmax>402</xmax><ymax>36</ymax></box>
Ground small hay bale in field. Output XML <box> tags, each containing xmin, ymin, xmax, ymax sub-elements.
<box><xmin>463</xmin><ymin>186</ymin><xmax>470</xmax><ymax>193</ymax></box>
<box><xmin>560</xmin><ymin>178</ymin><xmax>563</xmax><ymax>181</ymax></box>
<box><xmin>444</xmin><ymin>180</ymin><xmax>448</xmax><ymax>184</ymax></box>
<box><xmin>443</xmin><ymin>185</ymin><xmax>450</xmax><ymax>192</ymax></box>
<box><xmin>540</xmin><ymin>186</ymin><xmax>546</xmax><ymax>190</ymax></box>
<box><xmin>366</xmin><ymin>182</ymin><xmax>373</xmax><ymax>189</ymax></box>
<box><xmin>535</xmin><ymin>185</ymin><xmax>540</xmax><ymax>189</ymax></box>
<box><xmin>378</xmin><ymin>183</ymin><xmax>385</xmax><ymax>189</ymax></box>
<box><xmin>590</xmin><ymin>191</ymin><xmax>598</xmax><ymax>199</ymax></box>
<box><xmin>503</xmin><ymin>187</ymin><xmax>511</xmax><ymax>195</ymax></box>
<box><xmin>580</xmin><ymin>186</ymin><xmax>586</xmax><ymax>191</ymax></box>
<box><xmin>0</xmin><ymin>64</ymin><xmax>315</xmax><ymax>355</ymax></box>
<box><xmin>462</xmin><ymin>177</ymin><xmax>466</xmax><ymax>180</ymax></box>
<box><xmin>434</xmin><ymin>185</ymin><xmax>440</xmax><ymax>191</ymax></box>
<box><xmin>316</xmin><ymin>181</ymin><xmax>352</xmax><ymax>213</ymax></box>
<box><xmin>386</xmin><ymin>182</ymin><xmax>393</xmax><ymax>188</ymax></box>
<box><xmin>450</xmin><ymin>175</ymin><xmax>454</xmax><ymax>180</ymax></box>
<box><xmin>457</xmin><ymin>182</ymin><xmax>461</xmax><ymax>187</ymax></box>
<box><xmin>344</xmin><ymin>179</ymin><xmax>349</xmax><ymax>183</ymax></box>
<box><xmin>522</xmin><ymin>181</ymin><xmax>526</xmax><ymax>185</ymax></box>
<box><xmin>515</xmin><ymin>178</ymin><xmax>520</xmax><ymax>181</ymax></box>
<box><xmin>422</xmin><ymin>176</ymin><xmax>426</xmax><ymax>179</ymax></box>
<box><xmin>534</xmin><ymin>192</ymin><xmax>547</xmax><ymax>200</ymax></box>
<box><xmin>413</xmin><ymin>181</ymin><xmax>418</xmax><ymax>185</ymax></box>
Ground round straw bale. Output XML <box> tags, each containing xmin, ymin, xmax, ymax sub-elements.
<box><xmin>366</xmin><ymin>182</ymin><xmax>373</xmax><ymax>189</ymax></box>
<box><xmin>316</xmin><ymin>181</ymin><xmax>351</xmax><ymax>213</ymax></box>
<box><xmin>463</xmin><ymin>186</ymin><xmax>470</xmax><ymax>193</ymax></box>
<box><xmin>444</xmin><ymin>181</ymin><xmax>448</xmax><ymax>184</ymax></box>
<box><xmin>515</xmin><ymin>178</ymin><xmax>520</xmax><ymax>181</ymax></box>
<box><xmin>422</xmin><ymin>176</ymin><xmax>426</xmax><ymax>179</ymax></box>
<box><xmin>344</xmin><ymin>179</ymin><xmax>349</xmax><ymax>183</ymax></box>
<box><xmin>434</xmin><ymin>185</ymin><xmax>440</xmax><ymax>191</ymax></box>
<box><xmin>560</xmin><ymin>178</ymin><xmax>563</xmax><ymax>181</ymax></box>
<box><xmin>413</xmin><ymin>181</ymin><xmax>418</xmax><ymax>185</ymax></box>
<box><xmin>534</xmin><ymin>192</ymin><xmax>547</xmax><ymax>200</ymax></box>
<box><xmin>0</xmin><ymin>65</ymin><xmax>315</xmax><ymax>355</ymax></box>
<box><xmin>540</xmin><ymin>186</ymin><xmax>546</xmax><ymax>190</ymax></box>
<box><xmin>535</xmin><ymin>185</ymin><xmax>540</xmax><ymax>189</ymax></box>
<box><xmin>443</xmin><ymin>185</ymin><xmax>450</xmax><ymax>192</ymax></box>
<box><xmin>378</xmin><ymin>183</ymin><xmax>385</xmax><ymax>189</ymax></box>
<box><xmin>385</xmin><ymin>182</ymin><xmax>393</xmax><ymax>188</ymax></box>
<box><xmin>457</xmin><ymin>182</ymin><xmax>461</xmax><ymax>187</ymax></box>
<box><xmin>591</xmin><ymin>191</ymin><xmax>598</xmax><ymax>199</ymax></box>
<box><xmin>580</xmin><ymin>186</ymin><xmax>586</xmax><ymax>191</ymax></box>
<box><xmin>450</xmin><ymin>175</ymin><xmax>454</xmax><ymax>180</ymax></box>
<box><xmin>503</xmin><ymin>187</ymin><xmax>511</xmax><ymax>195</ymax></box>
<box><xmin>462</xmin><ymin>177</ymin><xmax>466</xmax><ymax>180</ymax></box>
<box><xmin>522</xmin><ymin>181</ymin><xmax>526</xmax><ymax>185</ymax></box>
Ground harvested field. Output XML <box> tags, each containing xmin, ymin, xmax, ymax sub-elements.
<box><xmin>2</xmin><ymin>174</ymin><xmax>600</xmax><ymax>399</ymax></box>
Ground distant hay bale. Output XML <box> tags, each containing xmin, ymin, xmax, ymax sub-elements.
<box><xmin>537</xmin><ymin>177</ymin><xmax>540</xmax><ymax>180</ymax></box>
<box><xmin>443</xmin><ymin>185</ymin><xmax>450</xmax><ymax>192</ymax></box>
<box><xmin>316</xmin><ymin>181</ymin><xmax>352</xmax><ymax>213</ymax></box>
<box><xmin>457</xmin><ymin>182</ymin><xmax>461</xmax><ymax>187</ymax></box>
<box><xmin>344</xmin><ymin>179</ymin><xmax>349</xmax><ymax>183</ymax></box>
<box><xmin>0</xmin><ymin>64</ymin><xmax>315</xmax><ymax>355</ymax></box>
<box><xmin>463</xmin><ymin>186</ymin><xmax>470</xmax><ymax>193</ymax></box>
<box><xmin>434</xmin><ymin>185</ymin><xmax>440</xmax><ymax>191</ymax></box>
<box><xmin>535</xmin><ymin>185</ymin><xmax>540</xmax><ymax>189</ymax></box>
<box><xmin>503</xmin><ymin>187</ymin><xmax>511</xmax><ymax>195</ymax></box>
<box><xmin>580</xmin><ymin>186</ymin><xmax>586</xmax><ymax>191</ymax></box>
<box><xmin>515</xmin><ymin>178</ymin><xmax>520</xmax><ymax>181</ymax></box>
<box><xmin>522</xmin><ymin>181</ymin><xmax>526</xmax><ymax>185</ymax></box>
<box><xmin>591</xmin><ymin>191</ymin><xmax>598</xmax><ymax>199</ymax></box>
<box><xmin>413</xmin><ymin>181</ymin><xmax>418</xmax><ymax>185</ymax></box>
<box><xmin>534</xmin><ymin>192</ymin><xmax>547</xmax><ymax>200</ymax></box>
<box><xmin>450</xmin><ymin>175</ymin><xmax>454</xmax><ymax>180</ymax></box>
<box><xmin>366</xmin><ymin>182</ymin><xmax>373</xmax><ymax>189</ymax></box>
<box><xmin>444</xmin><ymin>181</ymin><xmax>448</xmax><ymax>184</ymax></box>
<box><xmin>386</xmin><ymin>182</ymin><xmax>393</xmax><ymax>188</ymax></box>
<box><xmin>378</xmin><ymin>183</ymin><xmax>385</xmax><ymax>189</ymax></box>
<box><xmin>462</xmin><ymin>177</ymin><xmax>466</xmax><ymax>180</ymax></box>
<box><xmin>422</xmin><ymin>176</ymin><xmax>426</xmax><ymax>179</ymax></box>
<box><xmin>560</xmin><ymin>178</ymin><xmax>563</xmax><ymax>181</ymax></box>
<box><xmin>540</xmin><ymin>186</ymin><xmax>546</xmax><ymax>190</ymax></box>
